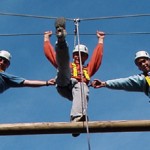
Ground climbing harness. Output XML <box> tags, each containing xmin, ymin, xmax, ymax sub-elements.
<box><xmin>144</xmin><ymin>75</ymin><xmax>150</xmax><ymax>103</ymax></box>
<box><xmin>145</xmin><ymin>76</ymin><xmax>150</xmax><ymax>86</ymax></box>
<box><xmin>71</xmin><ymin>63</ymin><xmax>90</xmax><ymax>81</ymax></box>
<box><xmin>74</xmin><ymin>18</ymin><xmax>91</xmax><ymax>150</ymax></box>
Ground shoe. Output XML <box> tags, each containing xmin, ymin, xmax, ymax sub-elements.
<box><xmin>55</xmin><ymin>17</ymin><xmax>66</xmax><ymax>29</ymax></box>
<box><xmin>55</xmin><ymin>17</ymin><xmax>67</xmax><ymax>41</ymax></box>
<box><xmin>72</xmin><ymin>133</ymin><xmax>80</xmax><ymax>137</ymax></box>
<box><xmin>71</xmin><ymin>115</ymin><xmax>86</xmax><ymax>122</ymax></box>
<box><xmin>71</xmin><ymin>115</ymin><xmax>87</xmax><ymax>137</ymax></box>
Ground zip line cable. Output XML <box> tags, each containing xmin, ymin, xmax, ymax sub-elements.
<box><xmin>0</xmin><ymin>12</ymin><xmax>74</xmax><ymax>21</ymax></box>
<box><xmin>0</xmin><ymin>33</ymin><xmax>43</xmax><ymax>36</ymax></box>
<box><xmin>0</xmin><ymin>12</ymin><xmax>57</xmax><ymax>20</ymax></box>
<box><xmin>0</xmin><ymin>12</ymin><xmax>150</xmax><ymax>37</ymax></box>
<box><xmin>0</xmin><ymin>12</ymin><xmax>150</xmax><ymax>21</ymax></box>
<box><xmin>79</xmin><ymin>14</ymin><xmax>150</xmax><ymax>21</ymax></box>
<box><xmin>74</xmin><ymin>19</ymin><xmax>91</xmax><ymax>150</ymax></box>
<box><xmin>0</xmin><ymin>32</ymin><xmax>150</xmax><ymax>37</ymax></box>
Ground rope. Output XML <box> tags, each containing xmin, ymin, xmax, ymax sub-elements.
<box><xmin>74</xmin><ymin>19</ymin><xmax>91</xmax><ymax>150</ymax></box>
<box><xmin>74</xmin><ymin>25</ymin><xmax>77</xmax><ymax>48</ymax></box>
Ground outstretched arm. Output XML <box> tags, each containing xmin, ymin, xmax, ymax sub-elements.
<box><xmin>44</xmin><ymin>31</ymin><xmax>57</xmax><ymax>68</ymax></box>
<box><xmin>88</xmin><ymin>31</ymin><xmax>105</xmax><ymax>76</ymax></box>
<box><xmin>92</xmin><ymin>75</ymin><xmax>145</xmax><ymax>92</ymax></box>
<box><xmin>23</xmin><ymin>78</ymin><xmax>56</xmax><ymax>87</ymax></box>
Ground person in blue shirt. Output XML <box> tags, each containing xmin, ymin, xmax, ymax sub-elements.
<box><xmin>0</xmin><ymin>50</ymin><xmax>55</xmax><ymax>93</ymax></box>
<box><xmin>91</xmin><ymin>50</ymin><xmax>150</xmax><ymax>98</ymax></box>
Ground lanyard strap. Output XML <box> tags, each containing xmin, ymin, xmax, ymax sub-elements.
<box><xmin>72</xmin><ymin>63</ymin><xmax>90</xmax><ymax>80</ymax></box>
<box><xmin>145</xmin><ymin>76</ymin><xmax>150</xmax><ymax>86</ymax></box>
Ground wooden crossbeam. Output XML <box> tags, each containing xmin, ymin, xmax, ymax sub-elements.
<box><xmin>0</xmin><ymin>120</ymin><xmax>150</xmax><ymax>136</ymax></box>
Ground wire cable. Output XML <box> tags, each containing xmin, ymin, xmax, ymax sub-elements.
<box><xmin>0</xmin><ymin>12</ymin><xmax>74</xmax><ymax>21</ymax></box>
<box><xmin>1</xmin><ymin>12</ymin><xmax>150</xmax><ymax>22</ymax></box>
<box><xmin>0</xmin><ymin>32</ymin><xmax>150</xmax><ymax>37</ymax></box>
<box><xmin>0</xmin><ymin>33</ymin><xmax>43</xmax><ymax>36</ymax></box>
<box><xmin>78</xmin><ymin>14</ymin><xmax>150</xmax><ymax>21</ymax></box>
<box><xmin>0</xmin><ymin>12</ymin><xmax>57</xmax><ymax>19</ymax></box>
<box><xmin>0</xmin><ymin>12</ymin><xmax>150</xmax><ymax>21</ymax></box>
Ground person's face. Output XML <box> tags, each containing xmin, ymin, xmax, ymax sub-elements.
<box><xmin>135</xmin><ymin>57</ymin><xmax>150</xmax><ymax>73</ymax></box>
<box><xmin>0</xmin><ymin>57</ymin><xmax>10</xmax><ymax>71</ymax></box>
<box><xmin>73</xmin><ymin>52</ymin><xmax>88</xmax><ymax>64</ymax></box>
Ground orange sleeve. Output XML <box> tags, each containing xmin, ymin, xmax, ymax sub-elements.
<box><xmin>44</xmin><ymin>41</ymin><xmax>58</xmax><ymax>68</ymax></box>
<box><xmin>87</xmin><ymin>43</ymin><xmax>103</xmax><ymax>77</ymax></box>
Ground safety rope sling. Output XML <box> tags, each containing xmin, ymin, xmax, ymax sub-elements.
<box><xmin>74</xmin><ymin>19</ymin><xmax>91</xmax><ymax>150</ymax></box>
<box><xmin>72</xmin><ymin>62</ymin><xmax>90</xmax><ymax>81</ymax></box>
<box><xmin>145</xmin><ymin>76</ymin><xmax>150</xmax><ymax>96</ymax></box>
<box><xmin>145</xmin><ymin>76</ymin><xmax>150</xmax><ymax>85</ymax></box>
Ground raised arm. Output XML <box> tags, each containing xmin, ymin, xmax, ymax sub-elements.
<box><xmin>44</xmin><ymin>31</ymin><xmax>57</xmax><ymax>68</ymax></box>
<box><xmin>88</xmin><ymin>31</ymin><xmax>105</xmax><ymax>77</ymax></box>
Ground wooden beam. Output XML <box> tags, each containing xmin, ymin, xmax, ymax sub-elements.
<box><xmin>0</xmin><ymin>120</ymin><xmax>150</xmax><ymax>136</ymax></box>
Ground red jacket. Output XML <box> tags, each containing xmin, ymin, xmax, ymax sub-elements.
<box><xmin>44</xmin><ymin>41</ymin><xmax>103</xmax><ymax>84</ymax></box>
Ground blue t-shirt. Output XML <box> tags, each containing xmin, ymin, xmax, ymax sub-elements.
<box><xmin>0</xmin><ymin>71</ymin><xmax>25</xmax><ymax>93</ymax></box>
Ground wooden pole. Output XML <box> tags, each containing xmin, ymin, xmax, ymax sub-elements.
<box><xmin>0</xmin><ymin>120</ymin><xmax>150</xmax><ymax>136</ymax></box>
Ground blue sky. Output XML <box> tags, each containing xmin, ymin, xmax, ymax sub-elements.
<box><xmin>0</xmin><ymin>0</ymin><xmax>150</xmax><ymax>150</ymax></box>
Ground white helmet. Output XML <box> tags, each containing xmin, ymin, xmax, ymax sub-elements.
<box><xmin>134</xmin><ymin>50</ymin><xmax>150</xmax><ymax>62</ymax></box>
<box><xmin>0</xmin><ymin>50</ymin><xmax>12</xmax><ymax>62</ymax></box>
<box><xmin>73</xmin><ymin>44</ymin><xmax>88</xmax><ymax>55</ymax></box>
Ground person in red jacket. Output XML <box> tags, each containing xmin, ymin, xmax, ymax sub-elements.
<box><xmin>44</xmin><ymin>18</ymin><xmax>105</xmax><ymax>126</ymax></box>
